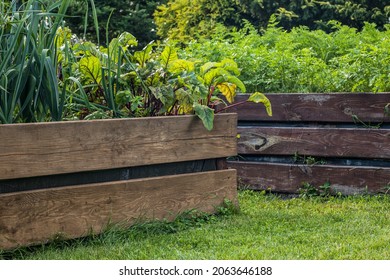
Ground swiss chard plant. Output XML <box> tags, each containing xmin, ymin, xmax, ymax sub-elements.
<box><xmin>1</xmin><ymin>0</ymin><xmax>272</xmax><ymax>129</ymax></box>
<box><xmin>59</xmin><ymin>30</ymin><xmax>272</xmax><ymax>129</ymax></box>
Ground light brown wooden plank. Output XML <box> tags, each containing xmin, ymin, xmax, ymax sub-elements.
<box><xmin>238</xmin><ymin>127</ymin><xmax>390</xmax><ymax>158</ymax></box>
<box><xmin>0</xmin><ymin>169</ymin><xmax>237</xmax><ymax>250</ymax></box>
<box><xmin>227</xmin><ymin>93</ymin><xmax>390</xmax><ymax>123</ymax></box>
<box><xmin>228</xmin><ymin>161</ymin><xmax>390</xmax><ymax>194</ymax></box>
<box><xmin>0</xmin><ymin>114</ymin><xmax>237</xmax><ymax>180</ymax></box>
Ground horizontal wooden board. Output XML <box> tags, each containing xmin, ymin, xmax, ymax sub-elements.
<box><xmin>227</xmin><ymin>161</ymin><xmax>390</xmax><ymax>194</ymax></box>
<box><xmin>237</xmin><ymin>127</ymin><xmax>390</xmax><ymax>159</ymax></box>
<box><xmin>0</xmin><ymin>114</ymin><xmax>237</xmax><ymax>180</ymax></box>
<box><xmin>0</xmin><ymin>169</ymin><xmax>237</xmax><ymax>250</ymax></box>
<box><xmin>227</xmin><ymin>93</ymin><xmax>390</xmax><ymax>123</ymax></box>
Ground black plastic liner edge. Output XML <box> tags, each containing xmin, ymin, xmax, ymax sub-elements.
<box><xmin>0</xmin><ymin>159</ymin><xmax>217</xmax><ymax>194</ymax></box>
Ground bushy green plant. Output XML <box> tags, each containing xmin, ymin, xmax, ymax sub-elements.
<box><xmin>64</xmin><ymin>0</ymin><xmax>166</xmax><ymax>48</ymax></box>
<box><xmin>179</xmin><ymin>20</ymin><xmax>390</xmax><ymax>93</ymax></box>
<box><xmin>154</xmin><ymin>0</ymin><xmax>245</xmax><ymax>42</ymax></box>
<box><xmin>155</xmin><ymin>0</ymin><xmax>390</xmax><ymax>43</ymax></box>
<box><xmin>1</xmin><ymin>0</ymin><xmax>272</xmax><ymax>129</ymax></box>
<box><xmin>59</xmin><ymin>29</ymin><xmax>272</xmax><ymax>129</ymax></box>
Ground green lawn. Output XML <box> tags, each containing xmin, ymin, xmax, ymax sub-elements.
<box><xmin>2</xmin><ymin>191</ymin><xmax>390</xmax><ymax>260</ymax></box>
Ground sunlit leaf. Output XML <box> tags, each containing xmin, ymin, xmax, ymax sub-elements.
<box><xmin>200</xmin><ymin>61</ymin><xmax>218</xmax><ymax>75</ymax></box>
<box><xmin>108</xmin><ymin>32</ymin><xmax>137</xmax><ymax>63</ymax></box>
<box><xmin>161</xmin><ymin>46</ymin><xmax>178</xmax><ymax>69</ymax></box>
<box><xmin>247</xmin><ymin>92</ymin><xmax>273</xmax><ymax>116</ymax></box>
<box><xmin>118</xmin><ymin>32</ymin><xmax>138</xmax><ymax>49</ymax></box>
<box><xmin>220</xmin><ymin>58</ymin><xmax>240</xmax><ymax>75</ymax></box>
<box><xmin>225</xmin><ymin>75</ymin><xmax>246</xmax><ymax>92</ymax></box>
<box><xmin>203</xmin><ymin>68</ymin><xmax>230</xmax><ymax>86</ymax></box>
<box><xmin>134</xmin><ymin>44</ymin><xmax>153</xmax><ymax>67</ymax></box>
<box><xmin>169</xmin><ymin>59</ymin><xmax>195</xmax><ymax>74</ymax></box>
<box><xmin>217</xmin><ymin>82</ymin><xmax>237</xmax><ymax>103</ymax></box>
<box><xmin>79</xmin><ymin>56</ymin><xmax>102</xmax><ymax>84</ymax></box>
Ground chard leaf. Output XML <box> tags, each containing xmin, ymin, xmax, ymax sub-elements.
<box><xmin>194</xmin><ymin>103</ymin><xmax>214</xmax><ymax>131</ymax></box>
<box><xmin>176</xmin><ymin>88</ymin><xmax>194</xmax><ymax>114</ymax></box>
<box><xmin>161</xmin><ymin>46</ymin><xmax>178</xmax><ymax>69</ymax></box>
<box><xmin>134</xmin><ymin>44</ymin><xmax>153</xmax><ymax>67</ymax></box>
<box><xmin>200</xmin><ymin>62</ymin><xmax>218</xmax><ymax>75</ymax></box>
<box><xmin>248</xmin><ymin>92</ymin><xmax>273</xmax><ymax>116</ymax></box>
<box><xmin>220</xmin><ymin>58</ymin><xmax>240</xmax><ymax>75</ymax></box>
<box><xmin>79</xmin><ymin>56</ymin><xmax>102</xmax><ymax>84</ymax></box>
<box><xmin>217</xmin><ymin>82</ymin><xmax>237</xmax><ymax>103</ymax></box>
<box><xmin>225</xmin><ymin>75</ymin><xmax>246</xmax><ymax>92</ymax></box>
<box><xmin>169</xmin><ymin>59</ymin><xmax>195</xmax><ymax>74</ymax></box>
<box><xmin>203</xmin><ymin>68</ymin><xmax>230</xmax><ymax>86</ymax></box>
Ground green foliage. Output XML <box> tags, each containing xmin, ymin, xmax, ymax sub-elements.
<box><xmin>238</xmin><ymin>0</ymin><xmax>390</xmax><ymax>31</ymax></box>
<box><xmin>1</xmin><ymin>0</ymin><xmax>272</xmax><ymax>129</ymax></box>
<box><xmin>0</xmin><ymin>0</ymin><xmax>71</xmax><ymax>124</ymax></box>
<box><xmin>247</xmin><ymin>92</ymin><xmax>273</xmax><ymax>116</ymax></box>
<box><xmin>154</xmin><ymin>0</ymin><xmax>245</xmax><ymax>41</ymax></box>
<box><xmin>299</xmin><ymin>182</ymin><xmax>332</xmax><ymax>199</ymax></box>
<box><xmin>179</xmin><ymin>20</ymin><xmax>390</xmax><ymax>93</ymax></box>
<box><xmin>57</xmin><ymin>29</ymin><xmax>269</xmax><ymax>129</ymax></box>
<box><xmin>155</xmin><ymin>0</ymin><xmax>390</xmax><ymax>42</ymax></box>
<box><xmin>65</xmin><ymin>0</ymin><xmax>167</xmax><ymax>48</ymax></box>
<box><xmin>385</xmin><ymin>103</ymin><xmax>390</xmax><ymax>117</ymax></box>
<box><xmin>293</xmin><ymin>153</ymin><xmax>327</xmax><ymax>166</ymax></box>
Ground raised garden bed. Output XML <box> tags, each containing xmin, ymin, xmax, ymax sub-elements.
<box><xmin>0</xmin><ymin>113</ymin><xmax>238</xmax><ymax>250</ymax></box>
<box><xmin>227</xmin><ymin>93</ymin><xmax>390</xmax><ymax>195</ymax></box>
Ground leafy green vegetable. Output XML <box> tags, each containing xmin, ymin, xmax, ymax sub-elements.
<box><xmin>193</xmin><ymin>103</ymin><xmax>214</xmax><ymax>131</ymax></box>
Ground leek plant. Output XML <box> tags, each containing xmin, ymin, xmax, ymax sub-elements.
<box><xmin>0</xmin><ymin>0</ymin><xmax>70</xmax><ymax>124</ymax></box>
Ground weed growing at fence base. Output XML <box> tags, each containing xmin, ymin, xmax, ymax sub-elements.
<box><xmin>2</xmin><ymin>191</ymin><xmax>390</xmax><ymax>260</ymax></box>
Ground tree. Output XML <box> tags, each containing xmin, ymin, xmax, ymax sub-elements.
<box><xmin>154</xmin><ymin>0</ymin><xmax>247</xmax><ymax>41</ymax></box>
<box><xmin>236</xmin><ymin>0</ymin><xmax>390</xmax><ymax>31</ymax></box>
<box><xmin>65</xmin><ymin>0</ymin><xmax>167</xmax><ymax>47</ymax></box>
<box><xmin>154</xmin><ymin>0</ymin><xmax>390</xmax><ymax>41</ymax></box>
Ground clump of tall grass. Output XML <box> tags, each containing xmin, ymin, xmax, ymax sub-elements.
<box><xmin>0</xmin><ymin>0</ymin><xmax>71</xmax><ymax>124</ymax></box>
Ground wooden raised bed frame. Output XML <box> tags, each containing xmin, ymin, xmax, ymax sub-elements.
<box><xmin>0</xmin><ymin>114</ymin><xmax>238</xmax><ymax>250</ymax></box>
<box><xmin>227</xmin><ymin>93</ymin><xmax>390</xmax><ymax>195</ymax></box>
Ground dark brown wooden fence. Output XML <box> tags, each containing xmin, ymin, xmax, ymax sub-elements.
<box><xmin>226</xmin><ymin>93</ymin><xmax>390</xmax><ymax>195</ymax></box>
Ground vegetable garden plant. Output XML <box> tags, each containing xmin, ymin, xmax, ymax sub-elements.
<box><xmin>0</xmin><ymin>0</ymin><xmax>272</xmax><ymax>129</ymax></box>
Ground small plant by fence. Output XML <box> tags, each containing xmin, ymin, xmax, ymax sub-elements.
<box><xmin>227</xmin><ymin>93</ymin><xmax>390</xmax><ymax>195</ymax></box>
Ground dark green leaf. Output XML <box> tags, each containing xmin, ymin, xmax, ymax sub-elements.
<box><xmin>193</xmin><ymin>103</ymin><xmax>214</xmax><ymax>131</ymax></box>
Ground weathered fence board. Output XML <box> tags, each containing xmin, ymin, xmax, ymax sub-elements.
<box><xmin>229</xmin><ymin>161</ymin><xmax>390</xmax><ymax>194</ymax></box>
<box><xmin>238</xmin><ymin>127</ymin><xmax>390</xmax><ymax>159</ymax></box>
<box><xmin>0</xmin><ymin>114</ymin><xmax>238</xmax><ymax>250</ymax></box>
<box><xmin>0</xmin><ymin>170</ymin><xmax>237</xmax><ymax>250</ymax></box>
<box><xmin>0</xmin><ymin>114</ymin><xmax>237</xmax><ymax>180</ymax></box>
<box><xmin>229</xmin><ymin>93</ymin><xmax>390</xmax><ymax>123</ymax></box>
<box><xmin>227</xmin><ymin>93</ymin><xmax>390</xmax><ymax>194</ymax></box>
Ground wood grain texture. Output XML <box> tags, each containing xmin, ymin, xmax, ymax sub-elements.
<box><xmin>0</xmin><ymin>169</ymin><xmax>237</xmax><ymax>250</ymax></box>
<box><xmin>238</xmin><ymin>127</ymin><xmax>390</xmax><ymax>158</ymax></box>
<box><xmin>228</xmin><ymin>161</ymin><xmax>390</xmax><ymax>194</ymax></box>
<box><xmin>228</xmin><ymin>93</ymin><xmax>390</xmax><ymax>123</ymax></box>
<box><xmin>0</xmin><ymin>114</ymin><xmax>237</xmax><ymax>180</ymax></box>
